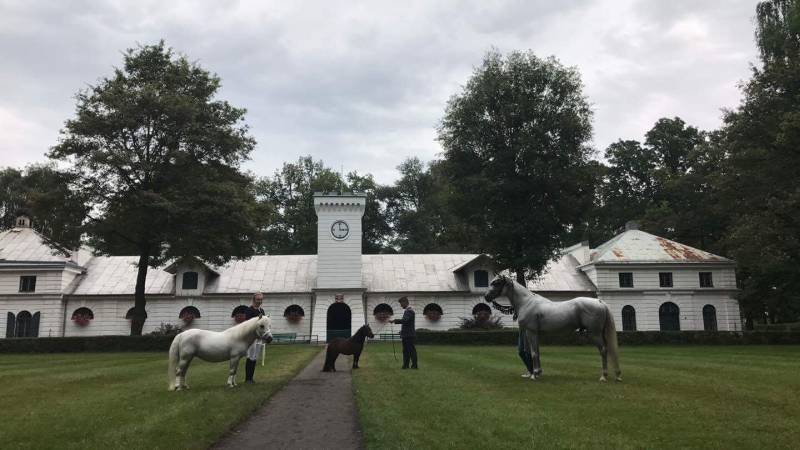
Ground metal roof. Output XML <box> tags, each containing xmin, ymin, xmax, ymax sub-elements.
<box><xmin>69</xmin><ymin>256</ymin><xmax>175</xmax><ymax>295</ymax></box>
<box><xmin>528</xmin><ymin>254</ymin><xmax>596</xmax><ymax>291</ymax></box>
<box><xmin>0</xmin><ymin>227</ymin><xmax>77</xmax><ymax>264</ymax></box>
<box><xmin>589</xmin><ymin>230</ymin><xmax>733</xmax><ymax>264</ymax></box>
<box><xmin>362</xmin><ymin>254</ymin><xmax>475</xmax><ymax>292</ymax></box>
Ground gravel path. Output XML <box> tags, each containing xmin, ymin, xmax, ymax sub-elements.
<box><xmin>212</xmin><ymin>348</ymin><xmax>363</xmax><ymax>450</ymax></box>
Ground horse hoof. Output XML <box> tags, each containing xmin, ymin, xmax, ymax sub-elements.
<box><xmin>599</xmin><ymin>376</ymin><xmax>607</xmax><ymax>382</ymax></box>
<box><xmin>615</xmin><ymin>377</ymin><xmax>623</xmax><ymax>383</ymax></box>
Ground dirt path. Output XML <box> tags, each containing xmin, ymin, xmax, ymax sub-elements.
<box><xmin>212</xmin><ymin>348</ymin><xmax>363</xmax><ymax>450</ymax></box>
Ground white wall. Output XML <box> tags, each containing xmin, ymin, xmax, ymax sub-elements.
<box><xmin>365</xmin><ymin>293</ymin><xmax>506</xmax><ymax>333</ymax></box>
<box><xmin>594</xmin><ymin>266</ymin><xmax>737</xmax><ymax>290</ymax></box>
<box><xmin>315</xmin><ymin>200</ymin><xmax>365</xmax><ymax>289</ymax></box>
<box><xmin>0</xmin><ymin>295</ymin><xmax>64</xmax><ymax>337</ymax></box>
<box><xmin>310</xmin><ymin>291</ymin><xmax>365</xmax><ymax>340</ymax></box>
<box><xmin>63</xmin><ymin>294</ymin><xmax>314</xmax><ymax>337</ymax></box>
<box><xmin>599</xmin><ymin>291</ymin><xmax>741</xmax><ymax>331</ymax></box>
<box><xmin>0</xmin><ymin>270</ymin><xmax>64</xmax><ymax>295</ymax></box>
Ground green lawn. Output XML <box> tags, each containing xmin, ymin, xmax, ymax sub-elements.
<box><xmin>0</xmin><ymin>346</ymin><xmax>320</xmax><ymax>449</ymax></box>
<box><xmin>353</xmin><ymin>344</ymin><xmax>800</xmax><ymax>450</ymax></box>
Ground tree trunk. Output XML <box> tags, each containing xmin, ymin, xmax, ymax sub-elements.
<box><xmin>515</xmin><ymin>268</ymin><xmax>526</xmax><ymax>286</ymax></box>
<box><xmin>130</xmin><ymin>248</ymin><xmax>150</xmax><ymax>336</ymax></box>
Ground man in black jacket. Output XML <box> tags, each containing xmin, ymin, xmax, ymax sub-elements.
<box><xmin>391</xmin><ymin>296</ymin><xmax>418</xmax><ymax>369</ymax></box>
<box><xmin>244</xmin><ymin>292</ymin><xmax>266</xmax><ymax>383</ymax></box>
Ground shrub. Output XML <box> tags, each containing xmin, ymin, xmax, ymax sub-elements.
<box><xmin>148</xmin><ymin>323</ymin><xmax>182</xmax><ymax>337</ymax></box>
<box><xmin>458</xmin><ymin>315</ymin><xmax>504</xmax><ymax>330</ymax></box>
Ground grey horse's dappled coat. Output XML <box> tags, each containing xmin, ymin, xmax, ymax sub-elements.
<box><xmin>485</xmin><ymin>274</ymin><xmax>621</xmax><ymax>382</ymax></box>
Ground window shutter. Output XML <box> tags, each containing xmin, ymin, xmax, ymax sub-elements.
<box><xmin>5</xmin><ymin>312</ymin><xmax>15</xmax><ymax>338</ymax></box>
<box><xmin>31</xmin><ymin>312</ymin><xmax>41</xmax><ymax>337</ymax></box>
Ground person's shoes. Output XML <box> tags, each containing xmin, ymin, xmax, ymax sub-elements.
<box><xmin>401</xmin><ymin>366</ymin><xmax>409</xmax><ymax>369</ymax></box>
<box><xmin>245</xmin><ymin>379</ymin><xmax>255</xmax><ymax>384</ymax></box>
<box><xmin>411</xmin><ymin>366</ymin><xmax>418</xmax><ymax>369</ymax></box>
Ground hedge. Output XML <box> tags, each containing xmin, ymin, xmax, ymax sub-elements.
<box><xmin>414</xmin><ymin>330</ymin><xmax>800</xmax><ymax>346</ymax></box>
<box><xmin>2</xmin><ymin>330</ymin><xmax>800</xmax><ymax>353</ymax></box>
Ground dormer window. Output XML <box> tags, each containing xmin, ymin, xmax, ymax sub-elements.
<box><xmin>182</xmin><ymin>272</ymin><xmax>199</xmax><ymax>290</ymax></box>
<box><xmin>474</xmin><ymin>270</ymin><xmax>489</xmax><ymax>288</ymax></box>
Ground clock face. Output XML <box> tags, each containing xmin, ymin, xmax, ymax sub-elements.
<box><xmin>331</xmin><ymin>220</ymin><xmax>350</xmax><ymax>240</ymax></box>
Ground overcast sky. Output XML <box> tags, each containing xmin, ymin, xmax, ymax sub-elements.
<box><xmin>0</xmin><ymin>0</ymin><xmax>760</xmax><ymax>183</ymax></box>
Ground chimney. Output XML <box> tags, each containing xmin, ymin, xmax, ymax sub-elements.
<box><xmin>625</xmin><ymin>221</ymin><xmax>639</xmax><ymax>231</ymax></box>
<box><xmin>15</xmin><ymin>215</ymin><xmax>31</xmax><ymax>228</ymax></box>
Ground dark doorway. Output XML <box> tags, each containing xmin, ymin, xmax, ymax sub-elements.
<box><xmin>659</xmin><ymin>302</ymin><xmax>680</xmax><ymax>331</ymax></box>
<box><xmin>622</xmin><ymin>305</ymin><xmax>637</xmax><ymax>331</ymax></box>
<box><xmin>703</xmin><ymin>305</ymin><xmax>718</xmax><ymax>331</ymax></box>
<box><xmin>327</xmin><ymin>302</ymin><xmax>351</xmax><ymax>341</ymax></box>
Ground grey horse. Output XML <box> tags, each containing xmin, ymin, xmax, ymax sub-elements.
<box><xmin>484</xmin><ymin>274</ymin><xmax>622</xmax><ymax>382</ymax></box>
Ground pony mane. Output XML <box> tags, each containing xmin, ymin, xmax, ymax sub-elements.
<box><xmin>226</xmin><ymin>316</ymin><xmax>271</xmax><ymax>340</ymax></box>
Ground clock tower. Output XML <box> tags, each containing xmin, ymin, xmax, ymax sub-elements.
<box><xmin>314</xmin><ymin>192</ymin><xmax>365</xmax><ymax>289</ymax></box>
<box><xmin>312</xmin><ymin>192</ymin><xmax>366</xmax><ymax>341</ymax></box>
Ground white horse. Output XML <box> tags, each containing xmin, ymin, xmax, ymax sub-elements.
<box><xmin>167</xmin><ymin>315</ymin><xmax>273</xmax><ymax>390</ymax></box>
<box><xmin>484</xmin><ymin>274</ymin><xmax>621</xmax><ymax>382</ymax></box>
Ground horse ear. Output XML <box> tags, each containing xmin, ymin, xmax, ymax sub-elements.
<box><xmin>258</xmin><ymin>312</ymin><xmax>264</xmax><ymax>319</ymax></box>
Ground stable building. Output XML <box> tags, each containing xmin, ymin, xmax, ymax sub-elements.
<box><xmin>0</xmin><ymin>194</ymin><xmax>741</xmax><ymax>340</ymax></box>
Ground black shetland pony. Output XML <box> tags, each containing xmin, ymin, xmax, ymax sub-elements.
<box><xmin>322</xmin><ymin>324</ymin><xmax>374</xmax><ymax>372</ymax></box>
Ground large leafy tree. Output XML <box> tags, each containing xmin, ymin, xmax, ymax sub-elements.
<box><xmin>720</xmin><ymin>0</ymin><xmax>800</xmax><ymax>324</ymax></box>
<box><xmin>256</xmin><ymin>156</ymin><xmax>391</xmax><ymax>254</ymax></box>
<box><xmin>0</xmin><ymin>164</ymin><xmax>88</xmax><ymax>247</ymax></box>
<box><xmin>438</xmin><ymin>50</ymin><xmax>596</xmax><ymax>282</ymax></box>
<box><xmin>381</xmin><ymin>158</ymin><xmax>470</xmax><ymax>253</ymax></box>
<box><xmin>50</xmin><ymin>42</ymin><xmax>262</xmax><ymax>335</ymax></box>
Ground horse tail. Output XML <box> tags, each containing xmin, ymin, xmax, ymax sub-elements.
<box><xmin>167</xmin><ymin>334</ymin><xmax>181</xmax><ymax>391</ymax></box>
<box><xmin>603</xmin><ymin>303</ymin><xmax>621</xmax><ymax>379</ymax></box>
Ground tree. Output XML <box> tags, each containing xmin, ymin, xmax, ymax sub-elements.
<box><xmin>438</xmin><ymin>50</ymin><xmax>596</xmax><ymax>282</ymax></box>
<box><xmin>381</xmin><ymin>158</ymin><xmax>470</xmax><ymax>253</ymax></box>
<box><xmin>49</xmin><ymin>42</ymin><xmax>262</xmax><ymax>335</ymax></box>
<box><xmin>256</xmin><ymin>156</ymin><xmax>392</xmax><ymax>254</ymax></box>
<box><xmin>0</xmin><ymin>164</ymin><xmax>88</xmax><ymax>247</ymax></box>
<box><xmin>720</xmin><ymin>0</ymin><xmax>800</xmax><ymax>324</ymax></box>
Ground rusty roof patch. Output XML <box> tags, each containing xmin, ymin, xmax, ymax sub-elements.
<box><xmin>611</xmin><ymin>249</ymin><xmax>625</xmax><ymax>259</ymax></box>
<box><xmin>656</xmin><ymin>237</ymin><xmax>719</xmax><ymax>261</ymax></box>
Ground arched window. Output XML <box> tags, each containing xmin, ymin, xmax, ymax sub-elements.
<box><xmin>284</xmin><ymin>305</ymin><xmax>305</xmax><ymax>323</ymax></box>
<box><xmin>15</xmin><ymin>310</ymin><xmax>39</xmax><ymax>337</ymax></box>
<box><xmin>423</xmin><ymin>303</ymin><xmax>443</xmax><ymax>322</ymax></box>
<box><xmin>71</xmin><ymin>307</ymin><xmax>94</xmax><ymax>327</ymax></box>
<box><xmin>231</xmin><ymin>305</ymin><xmax>249</xmax><ymax>323</ymax></box>
<box><xmin>472</xmin><ymin>303</ymin><xmax>492</xmax><ymax>322</ymax></box>
<box><xmin>373</xmin><ymin>303</ymin><xmax>394</xmax><ymax>322</ymax></box>
<box><xmin>474</xmin><ymin>270</ymin><xmax>489</xmax><ymax>288</ymax></box>
<box><xmin>179</xmin><ymin>306</ymin><xmax>201</xmax><ymax>320</ymax></box>
<box><xmin>702</xmin><ymin>305</ymin><xmax>717</xmax><ymax>331</ymax></box>
<box><xmin>125</xmin><ymin>308</ymin><xmax>147</xmax><ymax>320</ymax></box>
<box><xmin>182</xmin><ymin>272</ymin><xmax>199</xmax><ymax>290</ymax></box>
<box><xmin>659</xmin><ymin>302</ymin><xmax>680</xmax><ymax>331</ymax></box>
<box><xmin>621</xmin><ymin>305</ymin><xmax>636</xmax><ymax>331</ymax></box>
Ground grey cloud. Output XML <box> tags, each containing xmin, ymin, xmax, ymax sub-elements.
<box><xmin>0</xmin><ymin>0</ymin><xmax>759</xmax><ymax>183</ymax></box>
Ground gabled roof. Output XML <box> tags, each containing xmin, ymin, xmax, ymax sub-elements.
<box><xmin>449</xmin><ymin>253</ymin><xmax>493</xmax><ymax>273</ymax></box>
<box><xmin>163</xmin><ymin>257</ymin><xmax>220</xmax><ymax>276</ymax></box>
<box><xmin>69</xmin><ymin>256</ymin><xmax>175</xmax><ymax>295</ymax></box>
<box><xmin>589</xmin><ymin>230</ymin><xmax>733</xmax><ymax>264</ymax></box>
<box><xmin>528</xmin><ymin>254</ymin><xmax>595</xmax><ymax>292</ymax></box>
<box><xmin>363</xmin><ymin>254</ymin><xmax>476</xmax><ymax>292</ymax></box>
<box><xmin>0</xmin><ymin>227</ymin><xmax>81</xmax><ymax>266</ymax></box>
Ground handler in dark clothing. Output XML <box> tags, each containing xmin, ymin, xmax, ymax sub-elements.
<box><xmin>391</xmin><ymin>296</ymin><xmax>418</xmax><ymax>369</ymax></box>
<box><xmin>244</xmin><ymin>292</ymin><xmax>266</xmax><ymax>383</ymax></box>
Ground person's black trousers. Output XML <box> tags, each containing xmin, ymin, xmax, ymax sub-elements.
<box><xmin>401</xmin><ymin>336</ymin><xmax>418</xmax><ymax>368</ymax></box>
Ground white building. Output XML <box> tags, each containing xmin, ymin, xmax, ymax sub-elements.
<box><xmin>1</xmin><ymin>194</ymin><xmax>741</xmax><ymax>340</ymax></box>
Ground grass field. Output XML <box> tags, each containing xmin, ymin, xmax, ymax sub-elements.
<box><xmin>353</xmin><ymin>344</ymin><xmax>800</xmax><ymax>450</ymax></box>
<box><xmin>0</xmin><ymin>346</ymin><xmax>319</xmax><ymax>449</ymax></box>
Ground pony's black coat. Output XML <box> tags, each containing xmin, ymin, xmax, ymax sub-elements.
<box><xmin>322</xmin><ymin>325</ymin><xmax>374</xmax><ymax>372</ymax></box>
